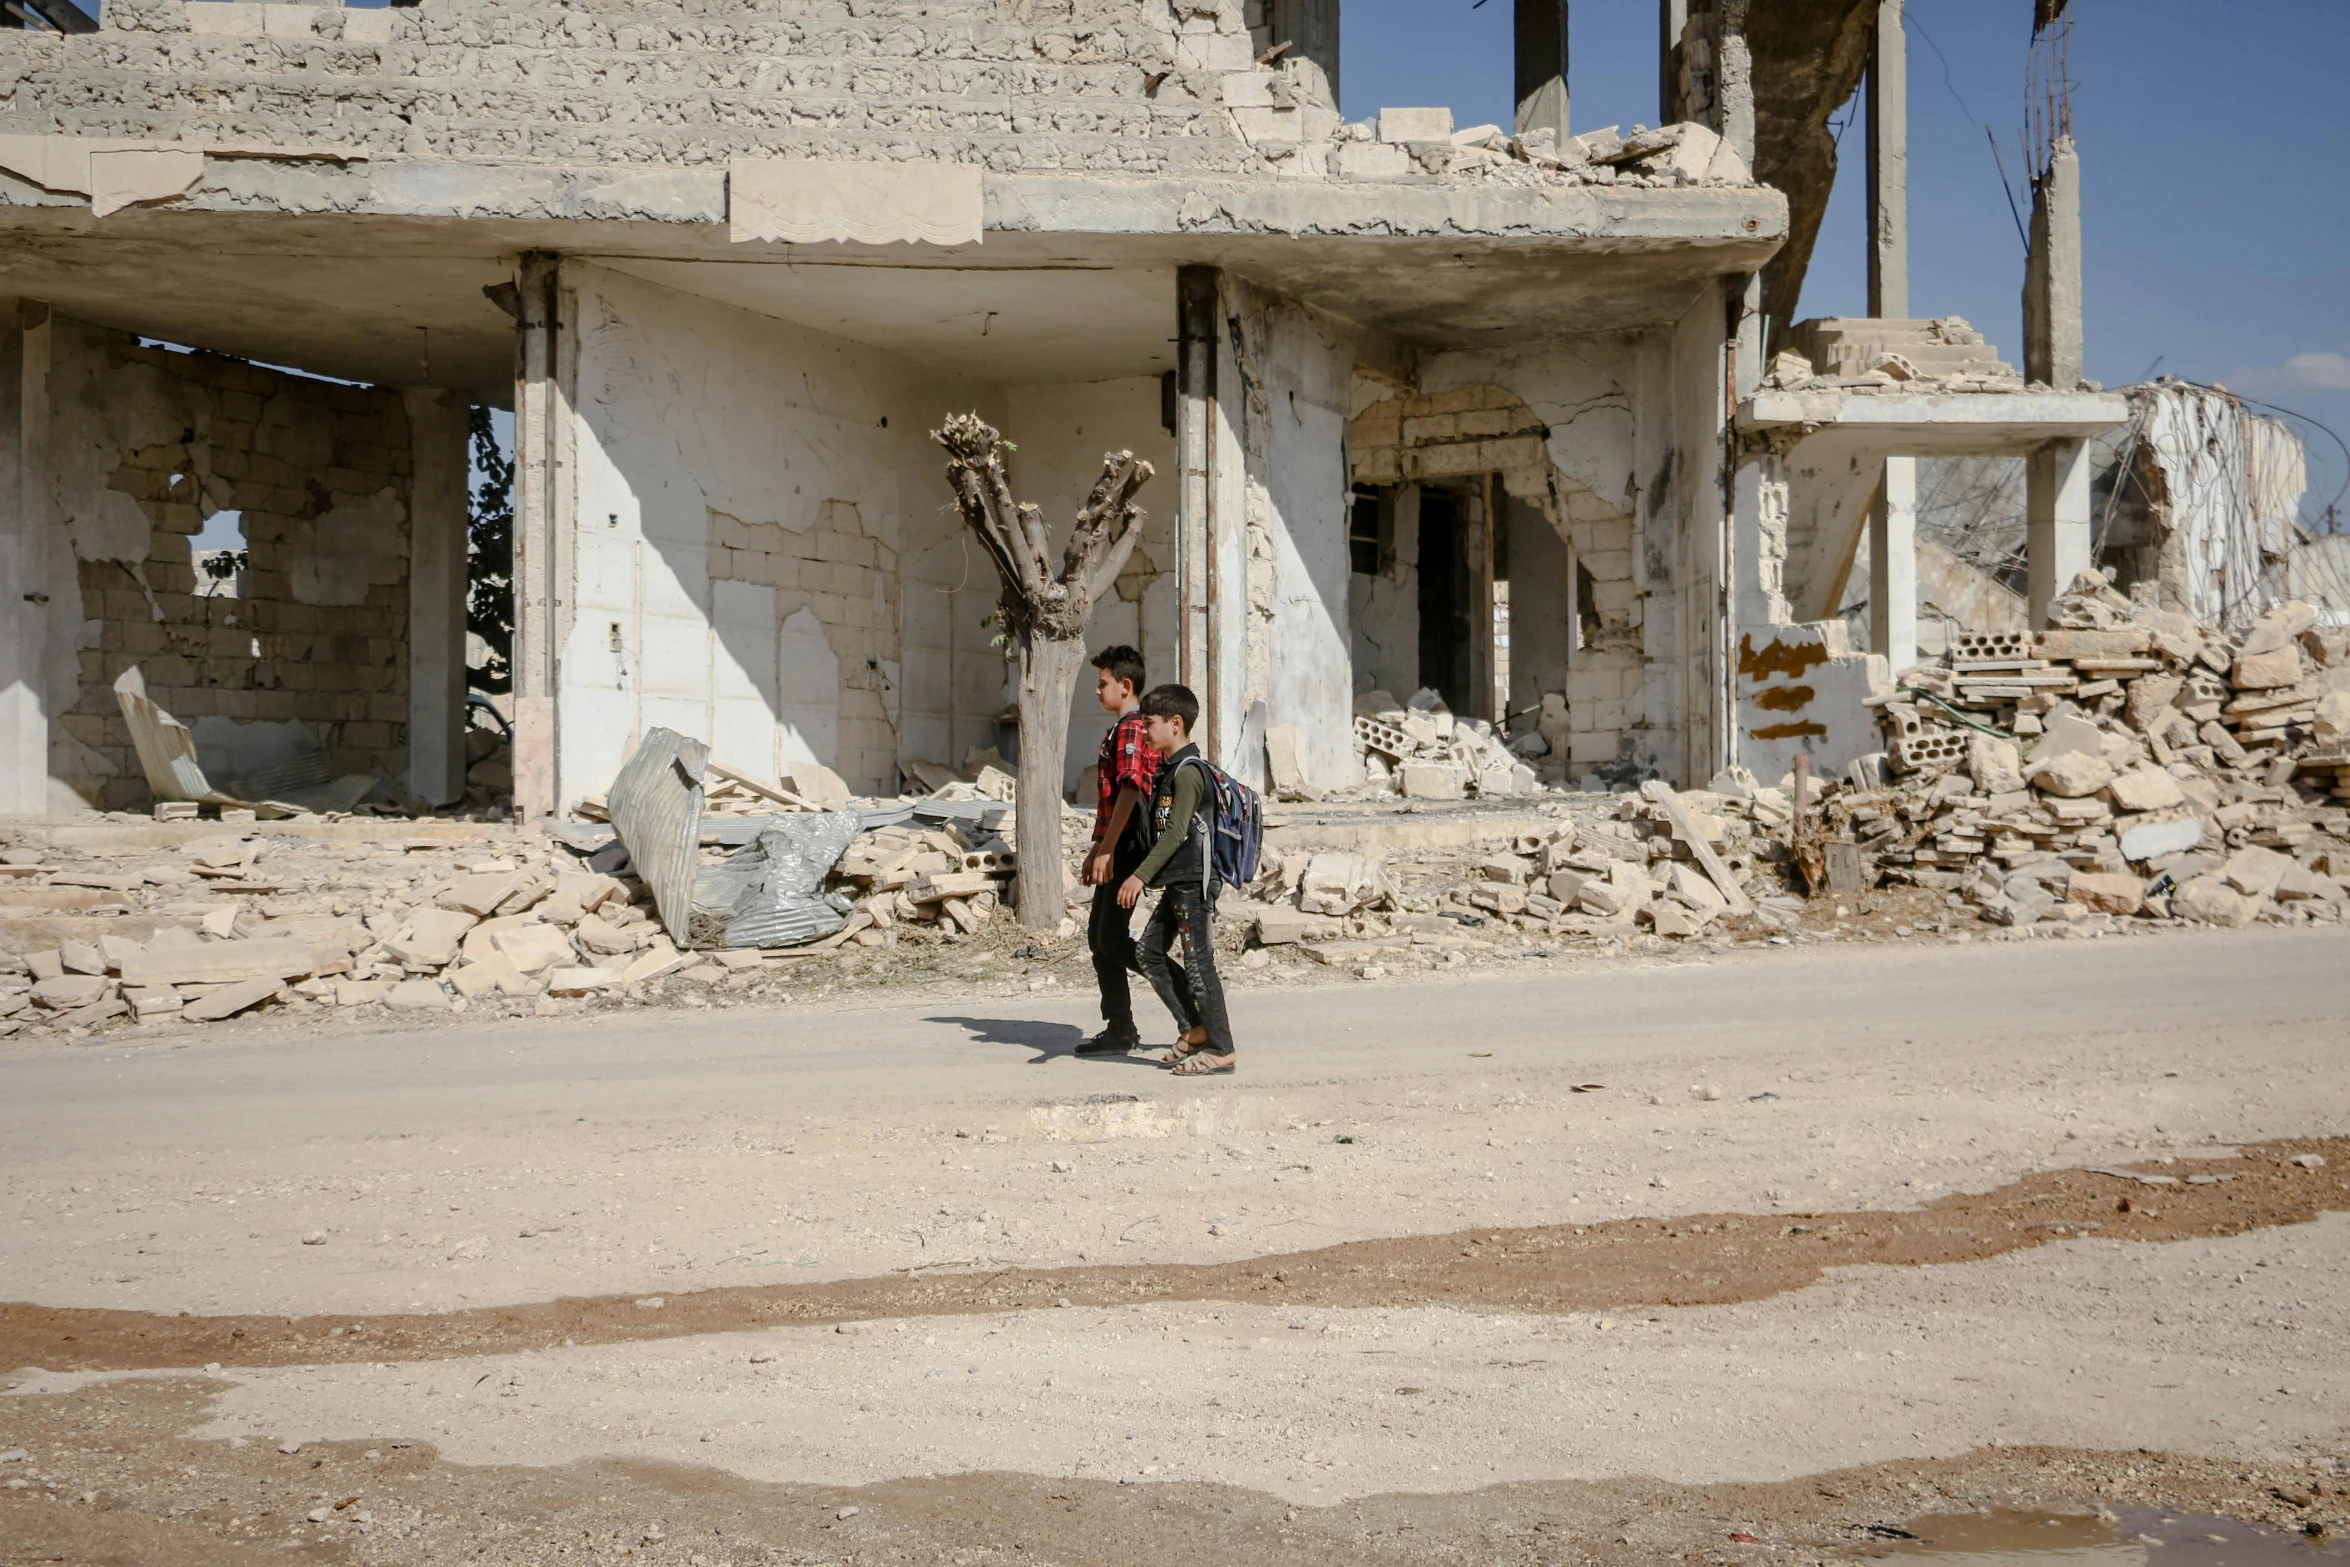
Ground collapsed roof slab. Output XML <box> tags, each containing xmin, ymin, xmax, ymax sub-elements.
<box><xmin>0</xmin><ymin>172</ymin><xmax>1783</xmax><ymax>393</ymax></box>
<box><xmin>1740</xmin><ymin>388</ymin><xmax>2128</xmax><ymax>622</ymax></box>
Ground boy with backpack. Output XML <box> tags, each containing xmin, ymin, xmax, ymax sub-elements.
<box><xmin>1117</xmin><ymin>683</ymin><xmax>1253</xmax><ymax>1076</ymax></box>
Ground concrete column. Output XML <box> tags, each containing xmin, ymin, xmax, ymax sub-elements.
<box><xmin>1515</xmin><ymin>0</ymin><xmax>1569</xmax><ymax>142</ymax></box>
<box><xmin>2023</xmin><ymin>135</ymin><xmax>2084</xmax><ymax>389</ymax></box>
<box><xmin>1866</xmin><ymin>0</ymin><xmax>1908</xmax><ymax>319</ymax></box>
<box><xmin>510</xmin><ymin>253</ymin><xmax>560</xmax><ymax>821</ymax></box>
<box><xmin>2026</xmin><ymin>438</ymin><xmax>2092</xmax><ymax>629</ymax></box>
<box><xmin>1466</xmin><ymin>475</ymin><xmax>1498</xmax><ymax>723</ymax></box>
<box><xmin>1659</xmin><ymin>0</ymin><xmax>1689</xmax><ymax>124</ymax></box>
<box><xmin>1175</xmin><ymin>264</ymin><xmax>1218</xmax><ymax>708</ymax></box>
<box><xmin>1716</xmin><ymin>0</ymin><xmax>1755</xmax><ymax>165</ymax></box>
<box><xmin>0</xmin><ymin>301</ymin><xmax>50</xmax><ymax>817</ymax></box>
<box><xmin>1868</xmin><ymin>456</ymin><xmax>1918</xmax><ymax>673</ymax></box>
<box><xmin>2023</xmin><ymin>136</ymin><xmax>2085</xmax><ymax>626</ymax></box>
<box><xmin>1268</xmin><ymin>0</ymin><xmax>1340</xmax><ymax>104</ymax></box>
<box><xmin>403</xmin><ymin>388</ymin><xmax>469</xmax><ymax>808</ymax></box>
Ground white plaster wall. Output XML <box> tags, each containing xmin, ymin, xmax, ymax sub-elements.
<box><xmin>1001</xmin><ymin>379</ymin><xmax>1178</xmax><ymax>795</ymax></box>
<box><xmin>561</xmin><ymin>264</ymin><xmax>999</xmax><ymax>806</ymax></box>
<box><xmin>1257</xmin><ymin>302</ymin><xmax>1355</xmax><ymax>786</ymax></box>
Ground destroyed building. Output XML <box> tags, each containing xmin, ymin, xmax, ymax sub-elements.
<box><xmin>0</xmin><ymin>0</ymin><xmax>2304</xmax><ymax>825</ymax></box>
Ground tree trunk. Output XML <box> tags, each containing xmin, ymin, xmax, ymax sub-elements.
<box><xmin>929</xmin><ymin>412</ymin><xmax>1152</xmax><ymax>933</ymax></box>
<box><xmin>1014</xmin><ymin>633</ymin><xmax>1088</xmax><ymax>930</ymax></box>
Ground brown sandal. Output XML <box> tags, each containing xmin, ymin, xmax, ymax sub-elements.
<box><xmin>1168</xmin><ymin>1053</ymin><xmax>1235</xmax><ymax>1076</ymax></box>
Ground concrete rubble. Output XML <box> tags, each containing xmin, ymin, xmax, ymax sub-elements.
<box><xmin>1335</xmin><ymin>688</ymin><xmax>1545</xmax><ymax>802</ymax></box>
<box><xmin>0</xmin><ymin>737</ymin><xmax>1089</xmax><ymax>1039</ymax></box>
<box><xmin>1786</xmin><ymin>571</ymin><xmax>2350</xmax><ymax>930</ymax></box>
<box><xmin>1230</xmin><ymin>781</ymin><xmax>1785</xmax><ymax>968</ymax></box>
<box><xmin>1766</xmin><ymin>316</ymin><xmax>2029</xmax><ymax>395</ymax></box>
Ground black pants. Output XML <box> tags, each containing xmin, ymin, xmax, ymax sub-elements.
<box><xmin>1088</xmin><ymin>868</ymin><xmax>1144</xmax><ymax>1037</ymax></box>
<box><xmin>1136</xmin><ymin>881</ymin><xmax>1235</xmax><ymax>1056</ymax></box>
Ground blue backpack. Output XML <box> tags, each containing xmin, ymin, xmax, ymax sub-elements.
<box><xmin>1176</xmin><ymin>755</ymin><xmax>1264</xmax><ymax>892</ymax></box>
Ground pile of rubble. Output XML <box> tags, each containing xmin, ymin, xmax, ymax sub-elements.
<box><xmin>1332</xmin><ymin>688</ymin><xmax>1547</xmax><ymax>802</ymax></box>
<box><xmin>1821</xmin><ymin>572</ymin><xmax>2350</xmax><ymax>927</ymax></box>
<box><xmin>0</xmin><ymin>732</ymin><xmax>1083</xmax><ymax>1038</ymax></box>
<box><xmin>1761</xmin><ymin>316</ymin><xmax>2032</xmax><ymax>396</ymax></box>
<box><xmin>1334</xmin><ymin>111</ymin><xmax>1755</xmax><ymax>190</ymax></box>
<box><xmin>1237</xmin><ymin>780</ymin><xmax>1783</xmax><ymax>967</ymax></box>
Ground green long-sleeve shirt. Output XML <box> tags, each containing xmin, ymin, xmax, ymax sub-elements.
<box><xmin>1132</xmin><ymin>745</ymin><xmax>1207</xmax><ymax>887</ymax></box>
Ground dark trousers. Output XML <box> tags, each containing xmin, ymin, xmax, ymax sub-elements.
<box><xmin>1136</xmin><ymin>881</ymin><xmax>1235</xmax><ymax>1056</ymax></box>
<box><xmin>1088</xmin><ymin>868</ymin><xmax>1143</xmax><ymax>1037</ymax></box>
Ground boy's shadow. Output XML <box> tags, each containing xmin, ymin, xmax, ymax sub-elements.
<box><xmin>926</xmin><ymin>1015</ymin><xmax>1165</xmax><ymax>1068</ymax></box>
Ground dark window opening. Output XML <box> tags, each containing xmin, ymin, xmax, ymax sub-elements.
<box><xmin>1417</xmin><ymin>488</ymin><xmax>1471</xmax><ymax>709</ymax></box>
<box><xmin>1574</xmin><ymin>559</ymin><xmax>1600</xmax><ymax>651</ymax></box>
<box><xmin>1349</xmin><ymin>488</ymin><xmax>1385</xmax><ymax>576</ymax></box>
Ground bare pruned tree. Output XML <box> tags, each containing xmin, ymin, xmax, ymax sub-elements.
<box><xmin>932</xmin><ymin>412</ymin><xmax>1154</xmax><ymax>929</ymax></box>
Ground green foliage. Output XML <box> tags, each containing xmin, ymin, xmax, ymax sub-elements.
<box><xmin>467</xmin><ymin>405</ymin><xmax>515</xmax><ymax>694</ymax></box>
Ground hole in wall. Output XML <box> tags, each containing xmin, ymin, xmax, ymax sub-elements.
<box><xmin>191</xmin><ymin>508</ymin><xmax>247</xmax><ymax>600</ymax></box>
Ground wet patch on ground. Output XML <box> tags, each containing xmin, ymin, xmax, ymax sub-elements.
<box><xmin>1</xmin><ymin>1378</ymin><xmax>2346</xmax><ymax>1567</ymax></box>
<box><xmin>2</xmin><ymin>1137</ymin><xmax>2341</xmax><ymax>1376</ymax></box>
<box><xmin>1870</xmin><ymin>1506</ymin><xmax>2350</xmax><ymax>1565</ymax></box>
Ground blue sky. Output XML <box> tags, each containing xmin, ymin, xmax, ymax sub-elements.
<box><xmin>1341</xmin><ymin>0</ymin><xmax>2350</xmax><ymax>524</ymax></box>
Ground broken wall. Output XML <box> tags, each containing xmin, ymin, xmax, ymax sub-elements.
<box><xmin>1731</xmin><ymin>450</ymin><xmax>1889</xmax><ymax>782</ymax></box>
<box><xmin>11</xmin><ymin>313</ymin><xmax>421</xmax><ymax>811</ymax></box>
<box><xmin>0</xmin><ymin>0</ymin><xmax>1322</xmax><ymax>184</ymax></box>
<box><xmin>1350</xmin><ymin>331</ymin><xmax>1687</xmax><ymax>785</ymax></box>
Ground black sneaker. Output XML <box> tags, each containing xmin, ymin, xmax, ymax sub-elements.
<box><xmin>1075</xmin><ymin>1028</ymin><xmax>1140</xmax><ymax>1056</ymax></box>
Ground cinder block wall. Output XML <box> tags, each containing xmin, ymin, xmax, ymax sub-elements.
<box><xmin>53</xmin><ymin>322</ymin><xmax>413</xmax><ymax>808</ymax></box>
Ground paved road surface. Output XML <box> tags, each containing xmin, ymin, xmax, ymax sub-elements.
<box><xmin>4</xmin><ymin>928</ymin><xmax>2348</xmax><ymax>1564</ymax></box>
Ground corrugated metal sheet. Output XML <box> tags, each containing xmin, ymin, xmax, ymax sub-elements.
<box><xmin>689</xmin><ymin>814</ymin><xmax>860</xmax><ymax>949</ymax></box>
<box><xmin>605</xmin><ymin>727</ymin><xmax>709</xmax><ymax>942</ymax></box>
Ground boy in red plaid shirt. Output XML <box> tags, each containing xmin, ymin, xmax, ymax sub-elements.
<box><xmin>1076</xmin><ymin>645</ymin><xmax>1155</xmax><ymax>1055</ymax></box>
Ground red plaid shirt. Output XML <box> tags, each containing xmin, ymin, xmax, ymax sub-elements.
<box><xmin>1093</xmin><ymin>708</ymin><xmax>1158</xmax><ymax>846</ymax></box>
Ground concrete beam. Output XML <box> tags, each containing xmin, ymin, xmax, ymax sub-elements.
<box><xmin>1737</xmin><ymin>389</ymin><xmax>2128</xmax><ymax>452</ymax></box>
<box><xmin>2024</xmin><ymin>135</ymin><xmax>2084</xmax><ymax>389</ymax></box>
<box><xmin>2027</xmin><ymin>437</ymin><xmax>2091</xmax><ymax>630</ymax></box>
<box><xmin>404</xmin><ymin>388</ymin><xmax>469</xmax><ymax>809</ymax></box>
<box><xmin>1516</xmin><ymin>0</ymin><xmax>1570</xmax><ymax>142</ymax></box>
<box><xmin>1865</xmin><ymin>0</ymin><xmax>1907</xmax><ymax>319</ymax></box>
<box><xmin>1867</xmin><ymin>454</ymin><xmax>1916</xmax><ymax>673</ymax></box>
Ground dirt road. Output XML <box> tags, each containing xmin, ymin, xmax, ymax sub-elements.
<box><xmin>4</xmin><ymin>928</ymin><xmax>2348</xmax><ymax>1564</ymax></box>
